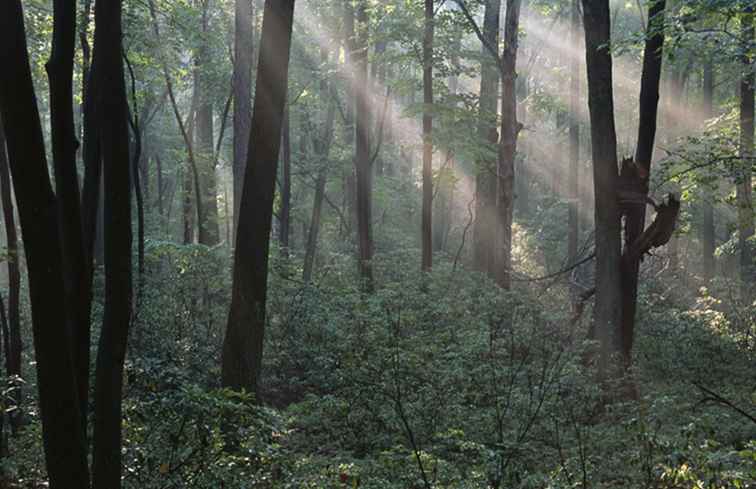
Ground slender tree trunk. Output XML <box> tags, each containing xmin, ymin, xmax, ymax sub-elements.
<box><xmin>495</xmin><ymin>0</ymin><xmax>522</xmax><ymax>289</ymax></box>
<box><xmin>738</xmin><ymin>4</ymin><xmax>754</xmax><ymax>291</ymax></box>
<box><xmin>0</xmin><ymin>118</ymin><xmax>21</xmax><ymax>433</ymax></box>
<box><xmin>196</xmin><ymin>1</ymin><xmax>220</xmax><ymax>246</ymax></box>
<box><xmin>48</xmin><ymin>0</ymin><xmax>92</xmax><ymax>440</ymax></box>
<box><xmin>233</xmin><ymin>0</ymin><xmax>254</xmax><ymax>239</ymax></box>
<box><xmin>0</xmin><ymin>2</ymin><xmax>89</xmax><ymax>487</ymax></box>
<box><xmin>148</xmin><ymin>0</ymin><xmax>202</xmax><ymax>245</ymax></box>
<box><xmin>221</xmin><ymin>0</ymin><xmax>296</xmax><ymax>396</ymax></box>
<box><xmin>90</xmin><ymin>0</ymin><xmax>132</xmax><ymax>485</ymax></box>
<box><xmin>280</xmin><ymin>105</ymin><xmax>291</xmax><ymax>256</ymax></box>
<box><xmin>473</xmin><ymin>0</ymin><xmax>500</xmax><ymax>276</ymax></box>
<box><xmin>156</xmin><ymin>154</ymin><xmax>164</xmax><ymax>217</ymax></box>
<box><xmin>620</xmin><ymin>0</ymin><xmax>666</xmax><ymax>366</ymax></box>
<box><xmin>354</xmin><ymin>1</ymin><xmax>374</xmax><ymax>290</ymax></box>
<box><xmin>343</xmin><ymin>0</ymin><xmax>357</xmax><ymax>233</ymax></box>
<box><xmin>304</xmin><ymin>49</ymin><xmax>337</xmax><ymax>283</ymax></box>
<box><xmin>581</xmin><ymin>0</ymin><xmax>623</xmax><ymax>371</ymax></box>
<box><xmin>702</xmin><ymin>59</ymin><xmax>715</xmax><ymax>284</ymax></box>
<box><xmin>421</xmin><ymin>0</ymin><xmax>434</xmax><ymax>272</ymax></box>
<box><xmin>568</xmin><ymin>0</ymin><xmax>580</xmax><ymax>282</ymax></box>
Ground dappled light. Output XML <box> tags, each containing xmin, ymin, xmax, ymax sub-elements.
<box><xmin>0</xmin><ymin>0</ymin><xmax>753</xmax><ymax>487</ymax></box>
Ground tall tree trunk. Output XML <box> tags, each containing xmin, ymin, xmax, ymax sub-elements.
<box><xmin>196</xmin><ymin>1</ymin><xmax>220</xmax><ymax>246</ymax></box>
<box><xmin>0</xmin><ymin>2</ymin><xmax>89</xmax><ymax>487</ymax></box>
<box><xmin>738</xmin><ymin>4</ymin><xmax>754</xmax><ymax>291</ymax></box>
<box><xmin>233</xmin><ymin>0</ymin><xmax>254</xmax><ymax>239</ymax></box>
<box><xmin>421</xmin><ymin>0</ymin><xmax>434</xmax><ymax>272</ymax></box>
<box><xmin>90</xmin><ymin>0</ymin><xmax>132</xmax><ymax>485</ymax></box>
<box><xmin>495</xmin><ymin>0</ymin><xmax>522</xmax><ymax>289</ymax></box>
<box><xmin>473</xmin><ymin>0</ymin><xmax>500</xmax><ymax>276</ymax></box>
<box><xmin>221</xmin><ymin>0</ymin><xmax>296</xmax><ymax>396</ymax></box>
<box><xmin>581</xmin><ymin>0</ymin><xmax>623</xmax><ymax>371</ymax></box>
<box><xmin>48</xmin><ymin>0</ymin><xmax>91</xmax><ymax>440</ymax></box>
<box><xmin>304</xmin><ymin>48</ymin><xmax>337</xmax><ymax>283</ymax></box>
<box><xmin>354</xmin><ymin>1</ymin><xmax>374</xmax><ymax>290</ymax></box>
<box><xmin>0</xmin><ymin>118</ymin><xmax>21</xmax><ymax>433</ymax></box>
<box><xmin>279</xmin><ymin>105</ymin><xmax>291</xmax><ymax>256</ymax></box>
<box><xmin>568</xmin><ymin>0</ymin><xmax>580</xmax><ymax>280</ymax></box>
<box><xmin>342</xmin><ymin>0</ymin><xmax>357</xmax><ymax>234</ymax></box>
<box><xmin>702</xmin><ymin>59</ymin><xmax>715</xmax><ymax>284</ymax></box>
<box><xmin>620</xmin><ymin>0</ymin><xmax>666</xmax><ymax>366</ymax></box>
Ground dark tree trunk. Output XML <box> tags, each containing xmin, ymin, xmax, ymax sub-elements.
<box><xmin>581</xmin><ymin>0</ymin><xmax>623</xmax><ymax>370</ymax></box>
<box><xmin>421</xmin><ymin>0</ymin><xmax>434</xmax><ymax>272</ymax></box>
<box><xmin>568</xmin><ymin>0</ymin><xmax>580</xmax><ymax>282</ymax></box>
<box><xmin>0</xmin><ymin>2</ymin><xmax>89</xmax><ymax>487</ymax></box>
<box><xmin>0</xmin><ymin>118</ymin><xmax>21</xmax><ymax>433</ymax></box>
<box><xmin>233</xmin><ymin>0</ymin><xmax>254</xmax><ymax>239</ymax></box>
<box><xmin>221</xmin><ymin>0</ymin><xmax>296</xmax><ymax>396</ymax></box>
<box><xmin>280</xmin><ymin>105</ymin><xmax>291</xmax><ymax>256</ymax></box>
<box><xmin>702</xmin><ymin>59</ymin><xmax>715</xmax><ymax>284</ymax></box>
<box><xmin>473</xmin><ymin>0</ymin><xmax>500</xmax><ymax>276</ymax></box>
<box><xmin>90</xmin><ymin>0</ymin><xmax>132</xmax><ymax>486</ymax></box>
<box><xmin>48</xmin><ymin>0</ymin><xmax>92</xmax><ymax>440</ymax></box>
<box><xmin>303</xmin><ymin>49</ymin><xmax>337</xmax><ymax>283</ymax></box>
<box><xmin>495</xmin><ymin>0</ymin><xmax>522</xmax><ymax>289</ymax></box>
<box><xmin>620</xmin><ymin>0</ymin><xmax>666</xmax><ymax>366</ymax></box>
<box><xmin>738</xmin><ymin>4</ymin><xmax>754</xmax><ymax>291</ymax></box>
<box><xmin>354</xmin><ymin>1</ymin><xmax>374</xmax><ymax>290</ymax></box>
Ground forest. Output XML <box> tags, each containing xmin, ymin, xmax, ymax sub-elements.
<box><xmin>0</xmin><ymin>0</ymin><xmax>754</xmax><ymax>487</ymax></box>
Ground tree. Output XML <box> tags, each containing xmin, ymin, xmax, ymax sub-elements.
<box><xmin>471</xmin><ymin>0</ymin><xmax>500</xmax><ymax>276</ymax></box>
<box><xmin>568</xmin><ymin>0</ymin><xmax>581</xmax><ymax>293</ymax></box>
<box><xmin>702</xmin><ymin>58</ymin><xmax>715</xmax><ymax>283</ymax></box>
<box><xmin>90</xmin><ymin>0</ymin><xmax>132</xmax><ymax>485</ymax></box>
<box><xmin>0</xmin><ymin>1</ymin><xmax>89</xmax><ymax>486</ymax></box>
<box><xmin>737</xmin><ymin>3</ymin><xmax>754</xmax><ymax>291</ymax></box>
<box><xmin>354</xmin><ymin>0</ymin><xmax>374</xmax><ymax>290</ymax></box>
<box><xmin>233</xmin><ymin>0</ymin><xmax>255</xmax><ymax>237</ymax></box>
<box><xmin>0</xmin><ymin>117</ymin><xmax>21</xmax><ymax>433</ymax></box>
<box><xmin>495</xmin><ymin>0</ymin><xmax>522</xmax><ymax>289</ymax></box>
<box><xmin>582</xmin><ymin>0</ymin><xmax>672</xmax><ymax>375</ymax></box>
<box><xmin>303</xmin><ymin>47</ymin><xmax>337</xmax><ymax>283</ymax></box>
<box><xmin>196</xmin><ymin>0</ymin><xmax>221</xmax><ymax>246</ymax></box>
<box><xmin>222</xmin><ymin>0</ymin><xmax>296</xmax><ymax>396</ymax></box>
<box><xmin>280</xmin><ymin>104</ymin><xmax>292</xmax><ymax>256</ymax></box>
<box><xmin>581</xmin><ymin>0</ymin><xmax>624</xmax><ymax>370</ymax></box>
<box><xmin>422</xmin><ymin>0</ymin><xmax>434</xmax><ymax>272</ymax></box>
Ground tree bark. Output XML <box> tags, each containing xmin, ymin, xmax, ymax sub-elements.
<box><xmin>421</xmin><ymin>0</ymin><xmax>434</xmax><ymax>272</ymax></box>
<box><xmin>0</xmin><ymin>2</ymin><xmax>89</xmax><ymax>487</ymax></box>
<box><xmin>702</xmin><ymin>59</ymin><xmax>715</xmax><ymax>284</ymax></box>
<box><xmin>221</xmin><ymin>0</ymin><xmax>296</xmax><ymax>396</ymax></box>
<box><xmin>0</xmin><ymin>117</ymin><xmax>21</xmax><ymax>433</ymax></box>
<box><xmin>581</xmin><ymin>0</ymin><xmax>623</xmax><ymax>371</ymax></box>
<box><xmin>473</xmin><ymin>0</ymin><xmax>500</xmax><ymax>276</ymax></box>
<box><xmin>495</xmin><ymin>0</ymin><xmax>522</xmax><ymax>289</ymax></box>
<box><xmin>620</xmin><ymin>0</ymin><xmax>666</xmax><ymax>366</ymax></box>
<box><xmin>568</xmin><ymin>0</ymin><xmax>580</xmax><ymax>288</ymax></box>
<box><xmin>342</xmin><ymin>0</ymin><xmax>357</xmax><ymax>234</ymax></box>
<box><xmin>354</xmin><ymin>1</ymin><xmax>374</xmax><ymax>290</ymax></box>
<box><xmin>196</xmin><ymin>1</ymin><xmax>220</xmax><ymax>246</ymax></box>
<box><xmin>738</xmin><ymin>4</ymin><xmax>754</xmax><ymax>291</ymax></box>
<box><xmin>233</xmin><ymin>0</ymin><xmax>254</xmax><ymax>239</ymax></box>
<box><xmin>90</xmin><ymin>0</ymin><xmax>132</xmax><ymax>485</ymax></box>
